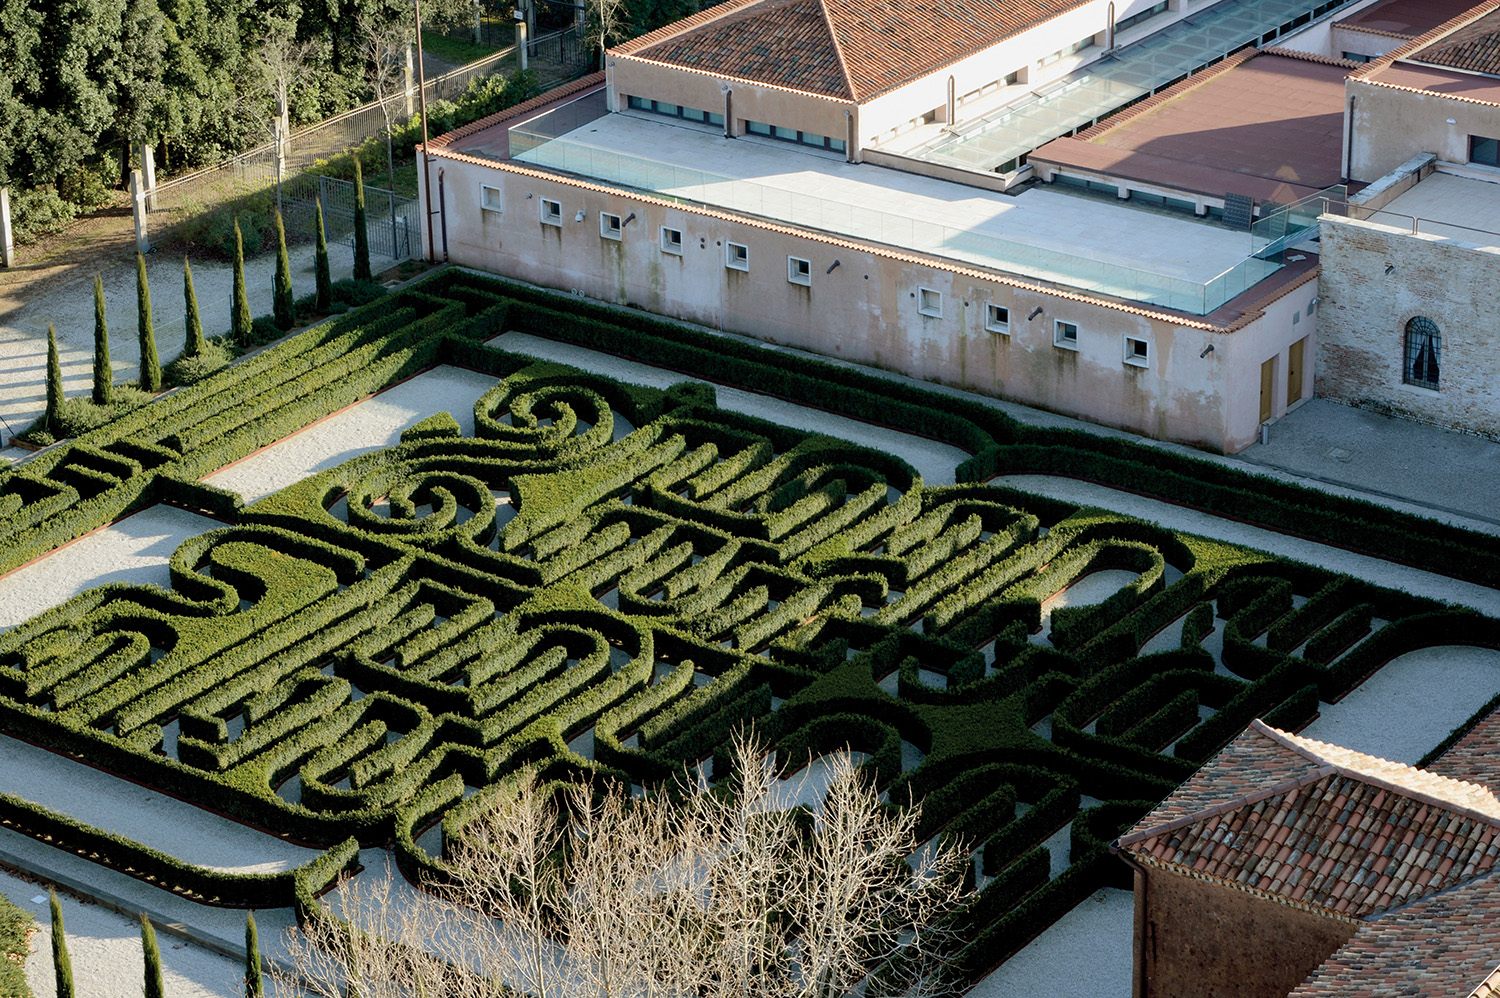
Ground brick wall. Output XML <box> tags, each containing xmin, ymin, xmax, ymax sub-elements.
<box><xmin>1316</xmin><ymin>215</ymin><xmax>1500</xmax><ymax>439</ymax></box>
<box><xmin>1140</xmin><ymin>867</ymin><xmax>1355</xmax><ymax>997</ymax></box>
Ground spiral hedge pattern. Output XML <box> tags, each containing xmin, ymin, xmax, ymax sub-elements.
<box><xmin>0</xmin><ymin>270</ymin><xmax>1496</xmax><ymax>983</ymax></box>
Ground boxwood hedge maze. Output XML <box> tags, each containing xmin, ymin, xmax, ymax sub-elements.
<box><xmin>1</xmin><ymin>270</ymin><xmax>1497</xmax><ymax>984</ymax></box>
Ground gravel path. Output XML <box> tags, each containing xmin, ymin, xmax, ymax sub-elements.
<box><xmin>1302</xmin><ymin>646</ymin><xmax>1500</xmax><ymax>763</ymax></box>
<box><xmin>0</xmin><ymin>866</ymin><xmax>243</xmax><ymax>998</ymax></box>
<box><xmin>0</xmin><ymin>505</ymin><xmax>219</xmax><ymax>630</ymax></box>
<box><xmin>0</xmin><ymin>241</ymin><xmax>360</xmax><ymax>437</ymax></box>
<box><xmin>489</xmin><ymin>332</ymin><xmax>967</xmax><ymax>485</ymax></box>
<box><xmin>204</xmin><ymin>366</ymin><xmax>497</xmax><ymax>502</ymax></box>
<box><xmin>996</xmin><ymin>475</ymin><xmax>1500</xmax><ymax>617</ymax></box>
<box><xmin>968</xmin><ymin>887</ymin><xmax>1134</xmax><ymax>997</ymax></box>
<box><xmin>0</xmin><ymin>735</ymin><xmax>319</xmax><ymax>873</ymax></box>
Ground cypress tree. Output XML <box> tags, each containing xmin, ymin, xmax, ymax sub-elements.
<box><xmin>136</xmin><ymin>252</ymin><xmax>161</xmax><ymax>391</ymax></box>
<box><xmin>141</xmin><ymin>914</ymin><xmax>165</xmax><ymax>998</ymax></box>
<box><xmin>272</xmin><ymin>208</ymin><xmax>295</xmax><ymax>330</ymax></box>
<box><xmin>314</xmin><ymin>199</ymin><xmax>332</xmax><ymax>312</ymax></box>
<box><xmin>244</xmin><ymin>911</ymin><xmax>263</xmax><ymax>998</ymax></box>
<box><xmin>46</xmin><ymin>324</ymin><xmax>64</xmax><ymax>436</ymax></box>
<box><xmin>50</xmin><ymin>891</ymin><xmax>74</xmax><ymax>998</ymax></box>
<box><xmin>231</xmin><ymin>215</ymin><xmax>253</xmax><ymax>345</ymax></box>
<box><xmin>92</xmin><ymin>274</ymin><xmax>111</xmax><ymax>405</ymax></box>
<box><xmin>352</xmin><ymin>158</ymin><xmax>372</xmax><ymax>282</ymax></box>
<box><xmin>183</xmin><ymin>256</ymin><xmax>206</xmax><ymax>358</ymax></box>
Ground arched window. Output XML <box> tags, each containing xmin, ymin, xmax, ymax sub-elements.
<box><xmin>1403</xmin><ymin>316</ymin><xmax>1441</xmax><ymax>390</ymax></box>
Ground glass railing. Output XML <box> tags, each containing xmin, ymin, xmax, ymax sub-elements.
<box><xmin>511</xmin><ymin>118</ymin><xmax>1282</xmax><ymax>315</ymax></box>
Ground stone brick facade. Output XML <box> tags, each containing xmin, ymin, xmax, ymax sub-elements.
<box><xmin>1315</xmin><ymin>214</ymin><xmax>1500</xmax><ymax>439</ymax></box>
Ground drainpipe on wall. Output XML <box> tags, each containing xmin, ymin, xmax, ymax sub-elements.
<box><xmin>1115</xmin><ymin>847</ymin><xmax>1150</xmax><ymax>998</ymax></box>
<box><xmin>1107</xmin><ymin>2</ymin><xmax>1117</xmax><ymax>51</ymax></box>
<box><xmin>846</xmin><ymin>106</ymin><xmax>858</xmax><ymax>163</ymax></box>
<box><xmin>723</xmin><ymin>85</ymin><xmax>733</xmax><ymax>138</ymax></box>
<box><xmin>1343</xmin><ymin>95</ymin><xmax>1357</xmax><ymax>182</ymax></box>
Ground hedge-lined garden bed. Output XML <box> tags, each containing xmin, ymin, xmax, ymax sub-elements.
<box><xmin>0</xmin><ymin>269</ymin><xmax>1494</xmax><ymax>986</ymax></box>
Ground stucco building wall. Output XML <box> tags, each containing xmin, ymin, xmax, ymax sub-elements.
<box><xmin>1346</xmin><ymin>78</ymin><xmax>1500</xmax><ymax>182</ymax></box>
<box><xmin>423</xmin><ymin>153</ymin><xmax>1315</xmax><ymax>453</ymax></box>
<box><xmin>1316</xmin><ymin>214</ymin><xmax>1500</xmax><ymax>438</ymax></box>
<box><xmin>1136</xmin><ymin>867</ymin><xmax>1355</xmax><ymax>998</ymax></box>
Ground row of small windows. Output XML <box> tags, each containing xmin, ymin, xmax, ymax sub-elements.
<box><xmin>626</xmin><ymin>95</ymin><xmax>725</xmax><ymax>127</ymax></box>
<box><xmin>1115</xmin><ymin>1</ymin><xmax>1168</xmax><ymax>34</ymax></box>
<box><xmin>744</xmin><ymin>120</ymin><xmax>846</xmax><ymax>153</ymax></box>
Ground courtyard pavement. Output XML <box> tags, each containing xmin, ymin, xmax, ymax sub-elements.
<box><xmin>1240</xmin><ymin>398</ymin><xmax>1500</xmax><ymax>527</ymax></box>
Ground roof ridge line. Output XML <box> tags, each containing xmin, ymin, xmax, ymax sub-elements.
<box><xmin>814</xmin><ymin>0</ymin><xmax>860</xmax><ymax>102</ymax></box>
<box><xmin>1116</xmin><ymin>764</ymin><xmax>1334</xmax><ymax>848</ymax></box>
<box><xmin>1349</xmin><ymin>0</ymin><xmax>1500</xmax><ymax>81</ymax></box>
<box><xmin>1255</xmin><ymin>721</ymin><xmax>1500</xmax><ymax>827</ymax></box>
<box><xmin>612</xmin><ymin>0</ymin><xmax>768</xmax><ymax>56</ymax></box>
<box><xmin>1262</xmin><ymin>45</ymin><xmax>1362</xmax><ymax>69</ymax></box>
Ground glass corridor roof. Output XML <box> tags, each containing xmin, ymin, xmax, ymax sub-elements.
<box><xmin>894</xmin><ymin>0</ymin><xmax>1356</xmax><ymax>174</ymax></box>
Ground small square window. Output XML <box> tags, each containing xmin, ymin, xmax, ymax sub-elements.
<box><xmin>600</xmin><ymin>212</ymin><xmax>622</xmax><ymax>240</ymax></box>
<box><xmin>1054</xmin><ymin>320</ymin><xmax>1079</xmax><ymax>349</ymax></box>
<box><xmin>726</xmin><ymin>242</ymin><xmax>749</xmax><ymax>271</ymax></box>
<box><xmin>1292</xmin><ymin>310</ymin><xmax>1300</xmax><ymax>326</ymax></box>
<box><xmin>918</xmin><ymin>288</ymin><xmax>943</xmax><ymax>318</ymax></box>
<box><xmin>788</xmin><ymin>256</ymin><xmax>812</xmax><ymax>286</ymax></box>
<box><xmin>480</xmin><ymin>184</ymin><xmax>503</xmax><ymax>213</ymax></box>
<box><xmin>985</xmin><ymin>303</ymin><xmax>1010</xmax><ymax>334</ymax></box>
<box><xmin>1123</xmin><ymin>336</ymin><xmax>1150</xmax><ymax>367</ymax></box>
<box><xmin>540</xmin><ymin>198</ymin><xmax>562</xmax><ymax>226</ymax></box>
<box><xmin>660</xmin><ymin>226</ymin><xmax>683</xmax><ymax>255</ymax></box>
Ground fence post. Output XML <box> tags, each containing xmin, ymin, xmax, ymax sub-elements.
<box><xmin>138</xmin><ymin>143</ymin><xmax>158</xmax><ymax>211</ymax></box>
<box><xmin>0</xmin><ymin>187</ymin><xmax>13</xmax><ymax>268</ymax></box>
<box><xmin>404</xmin><ymin>45</ymin><xmax>416</xmax><ymax>119</ymax></box>
<box><xmin>130</xmin><ymin>170</ymin><xmax>150</xmax><ymax>253</ymax></box>
<box><xmin>516</xmin><ymin>15</ymin><xmax>529</xmax><ymax>71</ymax></box>
<box><xmin>473</xmin><ymin>0</ymin><xmax>482</xmax><ymax>45</ymax></box>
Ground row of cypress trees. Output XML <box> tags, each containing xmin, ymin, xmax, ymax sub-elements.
<box><xmin>45</xmin><ymin>187</ymin><xmax>351</xmax><ymax>437</ymax></box>
<box><xmin>48</xmin><ymin>890</ymin><xmax>264</xmax><ymax>997</ymax></box>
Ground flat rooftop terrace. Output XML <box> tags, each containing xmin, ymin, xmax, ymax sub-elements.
<box><xmin>1336</xmin><ymin>0</ymin><xmax>1483</xmax><ymax>36</ymax></box>
<box><xmin>488</xmin><ymin>103</ymin><xmax>1276</xmax><ymax>314</ymax></box>
<box><xmin>1370</xmin><ymin>171</ymin><xmax>1500</xmax><ymax>249</ymax></box>
<box><xmin>1032</xmin><ymin>49</ymin><xmax>1349</xmax><ymax>204</ymax></box>
<box><xmin>878</xmin><ymin>0</ymin><xmax>1363</xmax><ymax>176</ymax></box>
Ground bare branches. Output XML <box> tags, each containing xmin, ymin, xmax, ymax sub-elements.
<box><xmin>278</xmin><ymin>738</ymin><xmax>969</xmax><ymax>998</ymax></box>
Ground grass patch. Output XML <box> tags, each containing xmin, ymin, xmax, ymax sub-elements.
<box><xmin>0</xmin><ymin>892</ymin><xmax>34</xmax><ymax>998</ymax></box>
<box><xmin>420</xmin><ymin>29</ymin><xmax>507</xmax><ymax>66</ymax></box>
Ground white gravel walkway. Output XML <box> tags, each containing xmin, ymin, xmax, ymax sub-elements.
<box><xmin>0</xmin><ymin>735</ymin><xmax>319</xmax><ymax>873</ymax></box>
<box><xmin>968</xmin><ymin>887</ymin><xmax>1134</xmax><ymax>997</ymax></box>
<box><xmin>489</xmin><ymin>332</ymin><xmax>967</xmax><ymax>485</ymax></box>
<box><xmin>204</xmin><ymin>366</ymin><xmax>497</xmax><ymax>502</ymax></box>
<box><xmin>1302</xmin><ymin>646</ymin><xmax>1500</xmax><ymax>763</ymax></box>
<box><xmin>0</xmin><ymin>866</ymin><xmax>242</xmax><ymax>998</ymax></box>
<box><xmin>0</xmin><ymin>505</ymin><xmax>219</xmax><ymax>630</ymax></box>
<box><xmin>997</xmin><ymin>476</ymin><xmax>1500</xmax><ymax>617</ymax></box>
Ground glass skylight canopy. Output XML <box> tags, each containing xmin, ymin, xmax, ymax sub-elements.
<box><xmin>896</xmin><ymin>0</ymin><xmax>1355</xmax><ymax>174</ymax></box>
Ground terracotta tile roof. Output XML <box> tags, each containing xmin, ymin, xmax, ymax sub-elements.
<box><xmin>1430</xmin><ymin>701</ymin><xmax>1500</xmax><ymax>791</ymax></box>
<box><xmin>1290</xmin><ymin>872</ymin><xmax>1500</xmax><ymax>997</ymax></box>
<box><xmin>1337</xmin><ymin>0</ymin><xmax>1487</xmax><ymax>39</ymax></box>
<box><xmin>1416</xmin><ymin>7</ymin><xmax>1500</xmax><ymax>75</ymax></box>
<box><xmin>1119</xmin><ymin>721</ymin><xmax>1500</xmax><ymax>919</ymax></box>
<box><xmin>615</xmin><ymin>0</ymin><xmax>1092</xmax><ymax>102</ymax></box>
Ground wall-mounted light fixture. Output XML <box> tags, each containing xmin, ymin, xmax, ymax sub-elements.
<box><xmin>574</xmin><ymin>210</ymin><xmax>586</xmax><ymax>223</ymax></box>
<box><xmin>1385</xmin><ymin>263</ymin><xmax>1395</xmax><ymax>275</ymax></box>
<box><xmin>1028</xmin><ymin>306</ymin><xmax>1043</xmax><ymax>321</ymax></box>
<box><xmin>826</xmin><ymin>260</ymin><xmax>841</xmax><ymax>274</ymax></box>
<box><xmin>1199</xmin><ymin>344</ymin><xmax>1215</xmax><ymax>359</ymax></box>
<box><xmin>622</xmin><ymin>212</ymin><xmax>636</xmax><ymax>227</ymax></box>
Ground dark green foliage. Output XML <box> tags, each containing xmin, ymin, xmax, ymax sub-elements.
<box><xmin>136</xmin><ymin>253</ymin><xmax>161</xmax><ymax>392</ymax></box>
<box><xmin>183</xmin><ymin>256</ymin><xmax>206</xmax><ymax>357</ymax></box>
<box><xmin>352</xmin><ymin>158</ymin><xmax>372</xmax><ymax>282</ymax></box>
<box><xmin>245</xmin><ymin>911</ymin><xmax>263</xmax><ymax>997</ymax></box>
<box><xmin>46</xmin><ymin>324</ymin><xmax>64</xmax><ymax>435</ymax></box>
<box><xmin>0</xmin><ymin>270</ymin><xmax>1493</xmax><ymax>992</ymax></box>
<box><xmin>314</xmin><ymin>199</ymin><xmax>332</xmax><ymax>312</ymax></box>
<box><xmin>0</xmin><ymin>891</ymin><xmax>30</xmax><ymax>997</ymax></box>
<box><xmin>231</xmin><ymin>216</ymin><xmax>253</xmax><ymax>345</ymax></box>
<box><xmin>50</xmin><ymin>890</ymin><xmax>71</xmax><ymax>998</ymax></box>
<box><xmin>141</xmin><ymin>914</ymin><xmax>164</xmax><ymax>998</ymax></box>
<box><xmin>273</xmin><ymin>209</ymin><xmax>295</xmax><ymax>330</ymax></box>
<box><xmin>92</xmin><ymin>275</ymin><xmax>111</xmax><ymax>405</ymax></box>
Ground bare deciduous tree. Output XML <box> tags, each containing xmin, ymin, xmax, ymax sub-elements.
<box><xmin>585</xmin><ymin>0</ymin><xmax>629</xmax><ymax>69</ymax></box>
<box><xmin>277</xmin><ymin>734</ymin><xmax>969</xmax><ymax>998</ymax></box>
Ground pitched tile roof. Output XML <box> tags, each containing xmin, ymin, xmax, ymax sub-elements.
<box><xmin>1289</xmin><ymin>871</ymin><xmax>1500</xmax><ymax>997</ymax></box>
<box><xmin>1119</xmin><ymin>721</ymin><xmax>1500</xmax><ymax>919</ymax></box>
<box><xmin>1416</xmin><ymin>7</ymin><xmax>1500</xmax><ymax>76</ymax></box>
<box><xmin>1429</xmin><ymin>701</ymin><xmax>1500</xmax><ymax>795</ymax></box>
<box><xmin>615</xmin><ymin>0</ymin><xmax>1093</xmax><ymax>102</ymax></box>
